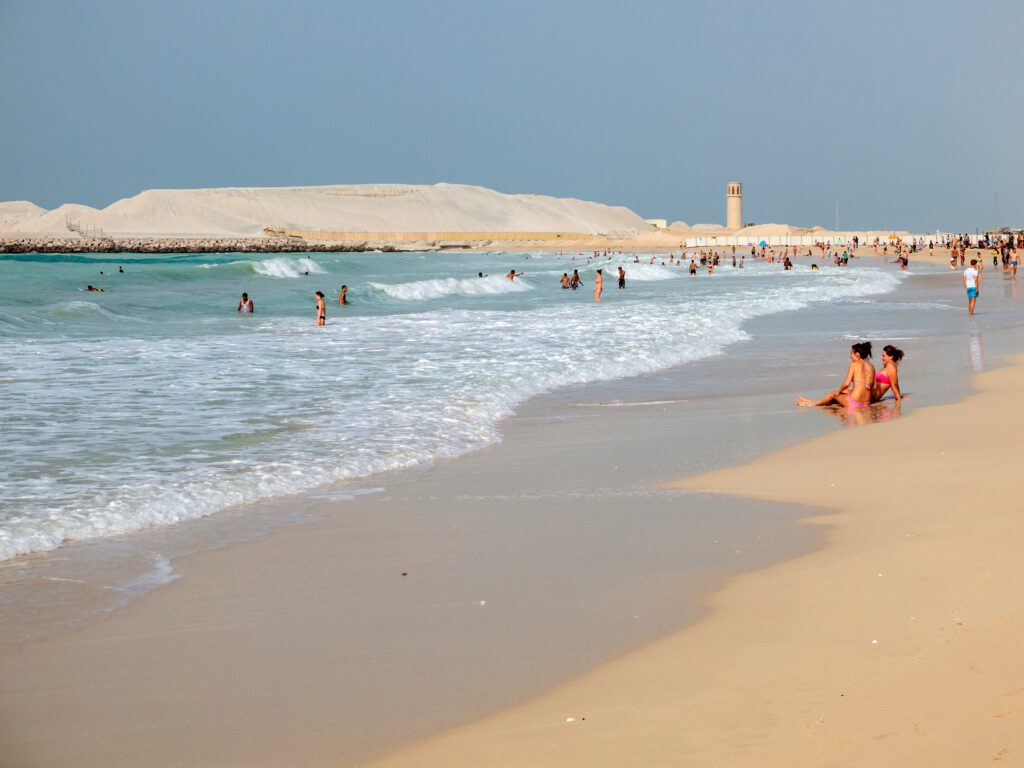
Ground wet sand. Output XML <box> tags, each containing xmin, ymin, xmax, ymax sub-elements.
<box><xmin>367</xmin><ymin>355</ymin><xmax>1024</xmax><ymax>767</ymax></box>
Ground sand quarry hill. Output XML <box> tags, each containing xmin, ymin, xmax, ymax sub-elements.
<box><xmin>0</xmin><ymin>184</ymin><xmax>653</xmax><ymax>238</ymax></box>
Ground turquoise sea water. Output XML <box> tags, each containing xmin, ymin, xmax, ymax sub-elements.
<box><xmin>0</xmin><ymin>250</ymin><xmax>904</xmax><ymax>560</ymax></box>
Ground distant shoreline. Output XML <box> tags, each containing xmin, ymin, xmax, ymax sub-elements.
<box><xmin>0</xmin><ymin>232</ymin><xmax>957</xmax><ymax>256</ymax></box>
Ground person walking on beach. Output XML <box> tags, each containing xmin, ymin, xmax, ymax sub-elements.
<box><xmin>963</xmin><ymin>259</ymin><xmax>980</xmax><ymax>316</ymax></box>
<box><xmin>315</xmin><ymin>291</ymin><xmax>326</xmax><ymax>326</ymax></box>
<box><xmin>617</xmin><ymin>265</ymin><xmax>626</xmax><ymax>289</ymax></box>
<box><xmin>338</xmin><ymin>285</ymin><xmax>348</xmax><ymax>305</ymax></box>
<box><xmin>237</xmin><ymin>292</ymin><xmax>254</xmax><ymax>314</ymax></box>
<box><xmin>594</xmin><ymin>269</ymin><xmax>603</xmax><ymax>302</ymax></box>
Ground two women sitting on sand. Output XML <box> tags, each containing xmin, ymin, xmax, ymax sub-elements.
<box><xmin>797</xmin><ymin>342</ymin><xmax>903</xmax><ymax>408</ymax></box>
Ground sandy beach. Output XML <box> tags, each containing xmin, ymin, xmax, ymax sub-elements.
<box><xmin>364</xmin><ymin>361</ymin><xmax>1024</xmax><ymax>767</ymax></box>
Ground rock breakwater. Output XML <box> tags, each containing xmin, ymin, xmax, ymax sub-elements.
<box><xmin>0</xmin><ymin>236</ymin><xmax>421</xmax><ymax>254</ymax></box>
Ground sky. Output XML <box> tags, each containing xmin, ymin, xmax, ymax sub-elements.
<box><xmin>1</xmin><ymin>0</ymin><xmax>1021</xmax><ymax>231</ymax></box>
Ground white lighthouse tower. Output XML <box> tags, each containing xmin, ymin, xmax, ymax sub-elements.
<box><xmin>726</xmin><ymin>182</ymin><xmax>742</xmax><ymax>230</ymax></box>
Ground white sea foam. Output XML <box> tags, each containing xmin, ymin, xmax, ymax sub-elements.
<box><xmin>108</xmin><ymin>555</ymin><xmax>181</xmax><ymax>597</ymax></box>
<box><xmin>251</xmin><ymin>257</ymin><xmax>327</xmax><ymax>278</ymax></box>
<box><xmin>611</xmin><ymin>262</ymin><xmax>682</xmax><ymax>281</ymax></box>
<box><xmin>367</xmin><ymin>275</ymin><xmax>533</xmax><ymax>301</ymax></box>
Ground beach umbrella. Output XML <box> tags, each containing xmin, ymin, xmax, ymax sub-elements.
<box><xmin>758</xmin><ymin>240</ymin><xmax>767</xmax><ymax>246</ymax></box>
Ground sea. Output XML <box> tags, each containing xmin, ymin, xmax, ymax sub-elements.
<box><xmin>0</xmin><ymin>248</ymin><xmax>928</xmax><ymax>563</ymax></box>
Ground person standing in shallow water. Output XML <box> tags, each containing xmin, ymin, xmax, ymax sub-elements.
<box><xmin>315</xmin><ymin>291</ymin><xmax>326</xmax><ymax>326</ymax></box>
<box><xmin>963</xmin><ymin>259</ymin><xmax>980</xmax><ymax>316</ymax></box>
<box><xmin>338</xmin><ymin>285</ymin><xmax>348</xmax><ymax>305</ymax></box>
<box><xmin>594</xmin><ymin>269</ymin><xmax>603</xmax><ymax>302</ymax></box>
<box><xmin>617</xmin><ymin>265</ymin><xmax>626</xmax><ymax>289</ymax></box>
<box><xmin>237</xmin><ymin>292</ymin><xmax>254</xmax><ymax>314</ymax></box>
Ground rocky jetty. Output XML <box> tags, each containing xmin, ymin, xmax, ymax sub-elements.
<box><xmin>0</xmin><ymin>236</ymin><xmax>418</xmax><ymax>254</ymax></box>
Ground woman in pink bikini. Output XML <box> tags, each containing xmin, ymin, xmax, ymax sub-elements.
<box><xmin>797</xmin><ymin>341</ymin><xmax>875</xmax><ymax>409</ymax></box>
<box><xmin>871</xmin><ymin>344</ymin><xmax>904</xmax><ymax>402</ymax></box>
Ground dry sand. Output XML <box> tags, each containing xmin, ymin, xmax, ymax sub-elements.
<box><xmin>0</xmin><ymin>184</ymin><xmax>651</xmax><ymax>238</ymax></box>
<box><xmin>366</xmin><ymin>358</ymin><xmax>1024</xmax><ymax>767</ymax></box>
<box><xmin>0</xmin><ymin>184</ymin><xmax>929</xmax><ymax>253</ymax></box>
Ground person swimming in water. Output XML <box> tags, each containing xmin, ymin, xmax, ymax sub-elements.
<box><xmin>86</xmin><ymin>285</ymin><xmax>102</xmax><ymax>292</ymax></box>
<box><xmin>315</xmin><ymin>291</ymin><xmax>326</xmax><ymax>326</ymax></box>
<box><xmin>797</xmin><ymin>342</ymin><xmax>875</xmax><ymax>409</ymax></box>
<box><xmin>506</xmin><ymin>269</ymin><xmax>522</xmax><ymax>280</ymax></box>
<box><xmin>237</xmin><ymin>292</ymin><xmax>254</xmax><ymax>314</ymax></box>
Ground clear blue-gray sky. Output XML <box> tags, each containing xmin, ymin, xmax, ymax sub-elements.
<box><xmin>1</xmin><ymin>0</ymin><xmax>1020</xmax><ymax>231</ymax></box>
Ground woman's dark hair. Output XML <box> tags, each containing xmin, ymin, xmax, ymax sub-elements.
<box><xmin>851</xmin><ymin>341</ymin><xmax>873</xmax><ymax>359</ymax></box>
<box><xmin>883</xmin><ymin>344</ymin><xmax>904</xmax><ymax>363</ymax></box>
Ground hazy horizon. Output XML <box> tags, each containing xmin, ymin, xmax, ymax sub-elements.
<box><xmin>2</xmin><ymin>0</ymin><xmax>1021</xmax><ymax>232</ymax></box>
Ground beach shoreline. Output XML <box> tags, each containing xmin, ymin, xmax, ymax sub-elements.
<box><xmin>1</xmin><ymin>233</ymin><xmax>982</xmax><ymax>262</ymax></box>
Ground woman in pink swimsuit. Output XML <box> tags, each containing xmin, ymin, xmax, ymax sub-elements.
<box><xmin>797</xmin><ymin>341</ymin><xmax>875</xmax><ymax>409</ymax></box>
<box><xmin>871</xmin><ymin>345</ymin><xmax>904</xmax><ymax>402</ymax></box>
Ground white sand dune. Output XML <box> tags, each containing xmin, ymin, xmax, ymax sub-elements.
<box><xmin>0</xmin><ymin>184</ymin><xmax>650</xmax><ymax>238</ymax></box>
<box><xmin>0</xmin><ymin>200</ymin><xmax>48</xmax><ymax>229</ymax></box>
<box><xmin>739</xmin><ymin>222</ymin><xmax>813</xmax><ymax>236</ymax></box>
